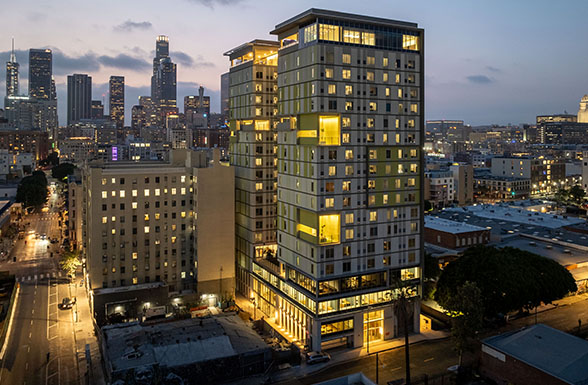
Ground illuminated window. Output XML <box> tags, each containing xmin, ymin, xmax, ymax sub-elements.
<box><xmin>319</xmin><ymin>24</ymin><xmax>340</xmax><ymax>41</ymax></box>
<box><xmin>181</xmin><ymin>176</ymin><xmax>186</xmax><ymax>183</ymax></box>
<box><xmin>325</xmin><ymin>198</ymin><xmax>334</xmax><ymax>208</ymax></box>
<box><xmin>255</xmin><ymin>158</ymin><xmax>262</xmax><ymax>166</ymax></box>
<box><xmin>171</xmin><ymin>236</ymin><xmax>177</xmax><ymax>244</ymax></box>
<box><xmin>102</xmin><ymin>191</ymin><xmax>107</xmax><ymax>199</ymax></box>
<box><xmin>342</xmin><ymin>69</ymin><xmax>351</xmax><ymax>79</ymax></box>
<box><xmin>154</xmin><ymin>188</ymin><xmax>160</xmax><ymax>196</ymax></box>
<box><xmin>345</xmin><ymin>165</ymin><xmax>354</xmax><ymax>175</ymax></box>
<box><xmin>343</xmin><ymin>29</ymin><xmax>361</xmax><ymax>44</ymax></box>
<box><xmin>345</xmin><ymin>213</ymin><xmax>354</xmax><ymax>224</ymax></box>
<box><xmin>319</xmin><ymin>214</ymin><xmax>340</xmax><ymax>244</ymax></box>
<box><xmin>369</xmin><ymin>102</ymin><xmax>377</xmax><ymax>111</ymax></box>
<box><xmin>383</xmin><ymin>57</ymin><xmax>389</xmax><ymax>67</ymax></box>
<box><xmin>362</xmin><ymin>32</ymin><xmax>375</xmax><ymax>45</ymax></box>
<box><xmin>132</xmin><ymin>202</ymin><xmax>137</xmax><ymax>209</ymax></box>
<box><xmin>368</xmin><ymin>180</ymin><xmax>376</xmax><ymax>189</ymax></box>
<box><xmin>304</xmin><ymin>23</ymin><xmax>317</xmax><ymax>43</ymax></box>
<box><xmin>255</xmin><ymin>120</ymin><xmax>269</xmax><ymax>131</ymax></box>
<box><xmin>383</xmin><ymin>194</ymin><xmax>389</xmax><ymax>204</ymax></box>
<box><xmin>119</xmin><ymin>190</ymin><xmax>125</xmax><ymax>198</ymax></box>
<box><xmin>328</xmin><ymin>166</ymin><xmax>336</xmax><ymax>176</ymax></box>
<box><xmin>367</xmin><ymin>72</ymin><xmax>374</xmax><ymax>81</ymax></box>
<box><xmin>181</xmin><ymin>211</ymin><xmax>186</xmax><ymax>218</ymax></box>
<box><xmin>410</xmin><ymin>104</ymin><xmax>418</xmax><ymax>113</ymax></box>
<box><xmin>144</xmin><ymin>226</ymin><xmax>149</xmax><ymax>233</ymax></box>
<box><xmin>328</xmin><ymin>84</ymin><xmax>336</xmax><ymax>94</ymax></box>
<box><xmin>256</xmin><ymin>183</ymin><xmax>263</xmax><ymax>191</ymax></box>
<box><xmin>298</xmin><ymin>223</ymin><xmax>317</xmax><ymax>237</ymax></box>
<box><xmin>369</xmin><ymin>150</ymin><xmax>377</xmax><ymax>160</ymax></box>
<box><xmin>342</xmin><ymin>54</ymin><xmax>351</xmax><ymax>64</ymax></box>
<box><xmin>408</xmin><ymin>178</ymin><xmax>416</xmax><ymax>186</ymax></box>
<box><xmin>255</xmin><ymin>108</ymin><xmax>262</xmax><ymax>116</ymax></box>
<box><xmin>342</xmin><ymin>133</ymin><xmax>350</xmax><ymax>143</ymax></box>
<box><xmin>101</xmin><ymin>178</ymin><xmax>107</xmax><ymax>185</ymax></box>
<box><xmin>403</xmin><ymin>35</ymin><xmax>419</xmax><ymax>51</ymax></box>
<box><xmin>132</xmin><ymin>252</ymin><xmax>138</xmax><ymax>259</ymax></box>
<box><xmin>181</xmin><ymin>187</ymin><xmax>186</xmax><ymax>195</ymax></box>
<box><xmin>155</xmin><ymin>213</ymin><xmax>160</xmax><ymax>220</ymax></box>
<box><xmin>345</xmin><ymin>150</ymin><xmax>354</xmax><ymax>160</ymax></box>
<box><xmin>132</xmin><ymin>189</ymin><xmax>137</xmax><ymax>197</ymax></box>
<box><xmin>342</xmin><ymin>181</ymin><xmax>351</xmax><ymax>191</ymax></box>
<box><xmin>345</xmin><ymin>229</ymin><xmax>354</xmax><ymax>240</ymax></box>
<box><xmin>398</xmin><ymin>164</ymin><xmax>404</xmax><ymax>174</ymax></box>
<box><xmin>410</xmin><ymin>164</ymin><xmax>418</xmax><ymax>173</ymax></box>
<box><xmin>144</xmin><ymin>189</ymin><xmax>150</xmax><ymax>197</ymax></box>
<box><xmin>319</xmin><ymin>116</ymin><xmax>340</xmax><ymax>145</ymax></box>
<box><xmin>408</xmin><ymin>119</ymin><xmax>415</xmax><ymax>128</ymax></box>
<box><xmin>342</xmin><ymin>117</ymin><xmax>351</xmax><ymax>127</ymax></box>
<box><xmin>132</xmin><ymin>277</ymin><xmax>138</xmax><ymax>285</ymax></box>
<box><xmin>345</xmin><ymin>101</ymin><xmax>353</xmax><ymax>111</ymax></box>
<box><xmin>385</xmin><ymin>88</ymin><xmax>390</xmax><ymax>97</ymax></box>
<box><xmin>383</xmin><ymin>73</ymin><xmax>389</xmax><ymax>82</ymax></box>
<box><xmin>102</xmin><ymin>217</ymin><xmax>107</xmax><ymax>224</ymax></box>
<box><xmin>370</xmin><ymin>211</ymin><xmax>377</xmax><ymax>221</ymax></box>
<box><xmin>111</xmin><ymin>216</ymin><xmax>116</xmax><ymax>222</ymax></box>
<box><xmin>367</xmin><ymin>119</ymin><xmax>375</xmax><ymax>128</ymax></box>
<box><xmin>111</xmin><ymin>178</ymin><xmax>115</xmax><ymax>184</ymax></box>
<box><xmin>369</xmin><ymin>165</ymin><xmax>377</xmax><ymax>174</ymax></box>
<box><xmin>255</xmin><ymin>83</ymin><xmax>262</xmax><ymax>92</ymax></box>
<box><xmin>395</xmin><ymin>74</ymin><xmax>401</xmax><ymax>84</ymax></box>
<box><xmin>366</xmin><ymin>56</ymin><xmax>375</xmax><ymax>65</ymax></box>
<box><xmin>111</xmin><ymin>191</ymin><xmax>116</xmax><ymax>197</ymax></box>
<box><xmin>345</xmin><ymin>85</ymin><xmax>353</xmax><ymax>95</ymax></box>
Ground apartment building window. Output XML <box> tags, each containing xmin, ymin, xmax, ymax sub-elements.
<box><xmin>345</xmin><ymin>165</ymin><xmax>354</xmax><ymax>176</ymax></box>
<box><xmin>328</xmin><ymin>84</ymin><xmax>336</xmax><ymax>94</ymax></box>
<box><xmin>102</xmin><ymin>178</ymin><xmax>107</xmax><ymax>185</ymax></box>
<box><xmin>342</xmin><ymin>53</ymin><xmax>351</xmax><ymax>64</ymax></box>
<box><xmin>383</xmin><ymin>73</ymin><xmax>389</xmax><ymax>82</ymax></box>
<box><xmin>367</xmin><ymin>71</ymin><xmax>374</xmax><ymax>81</ymax></box>
<box><xmin>328</xmin><ymin>166</ymin><xmax>336</xmax><ymax>176</ymax></box>
<box><xmin>102</xmin><ymin>191</ymin><xmax>107</xmax><ymax>199</ymax></box>
<box><xmin>370</xmin><ymin>211</ymin><xmax>377</xmax><ymax>221</ymax></box>
<box><xmin>345</xmin><ymin>229</ymin><xmax>354</xmax><ymax>240</ymax></box>
<box><xmin>342</xmin><ymin>69</ymin><xmax>351</xmax><ymax>79</ymax></box>
<box><xmin>325</xmin><ymin>68</ymin><xmax>334</xmax><ymax>78</ymax></box>
<box><xmin>383</xmin><ymin>57</ymin><xmax>389</xmax><ymax>67</ymax></box>
<box><xmin>343</xmin><ymin>262</ymin><xmax>351</xmax><ymax>272</ymax></box>
<box><xmin>345</xmin><ymin>85</ymin><xmax>353</xmax><ymax>95</ymax></box>
<box><xmin>345</xmin><ymin>150</ymin><xmax>353</xmax><ymax>160</ymax></box>
<box><xmin>342</xmin><ymin>181</ymin><xmax>351</xmax><ymax>191</ymax></box>
<box><xmin>342</xmin><ymin>133</ymin><xmax>350</xmax><ymax>143</ymax></box>
<box><xmin>345</xmin><ymin>101</ymin><xmax>353</xmax><ymax>111</ymax></box>
<box><xmin>345</xmin><ymin>213</ymin><xmax>354</xmax><ymax>224</ymax></box>
<box><xmin>325</xmin><ymin>198</ymin><xmax>334</xmax><ymax>208</ymax></box>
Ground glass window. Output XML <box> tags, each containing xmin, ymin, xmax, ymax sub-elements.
<box><xmin>342</xmin><ymin>54</ymin><xmax>351</xmax><ymax>64</ymax></box>
<box><xmin>403</xmin><ymin>35</ymin><xmax>419</xmax><ymax>51</ymax></box>
<box><xmin>325</xmin><ymin>68</ymin><xmax>334</xmax><ymax>78</ymax></box>
<box><xmin>343</xmin><ymin>29</ymin><xmax>361</xmax><ymax>44</ymax></box>
<box><xmin>342</xmin><ymin>69</ymin><xmax>351</xmax><ymax>79</ymax></box>
<box><xmin>304</xmin><ymin>23</ymin><xmax>317</xmax><ymax>43</ymax></box>
<box><xmin>319</xmin><ymin>116</ymin><xmax>340</xmax><ymax>146</ymax></box>
<box><xmin>319</xmin><ymin>214</ymin><xmax>340</xmax><ymax>245</ymax></box>
<box><xmin>328</xmin><ymin>84</ymin><xmax>336</xmax><ymax>94</ymax></box>
<box><xmin>345</xmin><ymin>85</ymin><xmax>353</xmax><ymax>95</ymax></box>
<box><xmin>319</xmin><ymin>24</ymin><xmax>340</xmax><ymax>41</ymax></box>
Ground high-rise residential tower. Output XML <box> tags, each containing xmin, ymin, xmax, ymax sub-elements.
<box><xmin>225</xmin><ymin>39</ymin><xmax>280</xmax><ymax>302</ymax></box>
<box><xmin>67</xmin><ymin>74</ymin><xmax>92</xmax><ymax>125</ymax></box>
<box><xmin>5</xmin><ymin>38</ymin><xmax>19</xmax><ymax>98</ymax></box>
<box><xmin>109</xmin><ymin>76</ymin><xmax>125</xmax><ymax>128</ymax></box>
<box><xmin>29</xmin><ymin>49</ymin><xmax>54</xmax><ymax>100</ymax></box>
<box><xmin>92</xmin><ymin>100</ymin><xmax>105</xmax><ymax>120</ymax></box>
<box><xmin>220</xmin><ymin>72</ymin><xmax>230</xmax><ymax>119</ymax></box>
<box><xmin>229</xmin><ymin>9</ymin><xmax>424</xmax><ymax>352</ymax></box>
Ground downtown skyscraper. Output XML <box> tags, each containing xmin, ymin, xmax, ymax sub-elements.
<box><xmin>109</xmin><ymin>76</ymin><xmax>125</xmax><ymax>128</ymax></box>
<box><xmin>29</xmin><ymin>48</ymin><xmax>55</xmax><ymax>100</ymax></box>
<box><xmin>228</xmin><ymin>9</ymin><xmax>424</xmax><ymax>352</ymax></box>
<box><xmin>5</xmin><ymin>39</ymin><xmax>19</xmax><ymax>98</ymax></box>
<box><xmin>67</xmin><ymin>74</ymin><xmax>92</xmax><ymax>125</ymax></box>
<box><xmin>151</xmin><ymin>35</ymin><xmax>177</xmax><ymax>124</ymax></box>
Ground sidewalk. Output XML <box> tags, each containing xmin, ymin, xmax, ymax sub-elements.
<box><xmin>72</xmin><ymin>275</ymin><xmax>106</xmax><ymax>385</ymax></box>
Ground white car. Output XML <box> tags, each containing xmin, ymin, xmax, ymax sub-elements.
<box><xmin>306</xmin><ymin>351</ymin><xmax>331</xmax><ymax>365</ymax></box>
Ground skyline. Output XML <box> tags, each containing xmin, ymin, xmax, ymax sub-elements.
<box><xmin>1</xmin><ymin>0</ymin><xmax>588</xmax><ymax>126</ymax></box>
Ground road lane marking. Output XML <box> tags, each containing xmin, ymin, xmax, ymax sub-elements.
<box><xmin>424</xmin><ymin>357</ymin><xmax>435</xmax><ymax>362</ymax></box>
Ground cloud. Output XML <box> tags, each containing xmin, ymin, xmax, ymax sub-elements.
<box><xmin>171</xmin><ymin>51</ymin><xmax>215</xmax><ymax>68</ymax></box>
<box><xmin>114</xmin><ymin>20</ymin><xmax>152</xmax><ymax>32</ymax></box>
<box><xmin>486</xmin><ymin>65</ymin><xmax>501</xmax><ymax>73</ymax></box>
<box><xmin>52</xmin><ymin>49</ymin><xmax>101</xmax><ymax>75</ymax></box>
<box><xmin>185</xmin><ymin>0</ymin><xmax>243</xmax><ymax>8</ymax></box>
<box><xmin>466</xmin><ymin>75</ymin><xmax>494</xmax><ymax>84</ymax></box>
<box><xmin>97</xmin><ymin>54</ymin><xmax>150</xmax><ymax>71</ymax></box>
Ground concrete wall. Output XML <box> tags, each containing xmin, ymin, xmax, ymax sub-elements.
<box><xmin>195</xmin><ymin>149</ymin><xmax>235</xmax><ymax>300</ymax></box>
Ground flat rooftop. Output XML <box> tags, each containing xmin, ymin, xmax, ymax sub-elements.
<box><xmin>483</xmin><ymin>324</ymin><xmax>588</xmax><ymax>384</ymax></box>
<box><xmin>103</xmin><ymin>314</ymin><xmax>269</xmax><ymax>373</ymax></box>
<box><xmin>446</xmin><ymin>204</ymin><xmax>584</xmax><ymax>229</ymax></box>
<box><xmin>425</xmin><ymin>216</ymin><xmax>487</xmax><ymax>234</ymax></box>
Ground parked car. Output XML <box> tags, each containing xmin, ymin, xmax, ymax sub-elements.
<box><xmin>306</xmin><ymin>351</ymin><xmax>331</xmax><ymax>365</ymax></box>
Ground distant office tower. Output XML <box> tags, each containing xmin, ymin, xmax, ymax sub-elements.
<box><xmin>109</xmin><ymin>76</ymin><xmax>125</xmax><ymax>128</ymax></box>
<box><xmin>220</xmin><ymin>72</ymin><xmax>229</xmax><ymax>119</ymax></box>
<box><xmin>578</xmin><ymin>95</ymin><xmax>588</xmax><ymax>123</ymax></box>
<box><xmin>151</xmin><ymin>36</ymin><xmax>177</xmax><ymax>124</ymax></box>
<box><xmin>91</xmin><ymin>100</ymin><xmax>104</xmax><ymax>120</ymax></box>
<box><xmin>67</xmin><ymin>74</ymin><xmax>92</xmax><ymax>125</ymax></box>
<box><xmin>29</xmin><ymin>49</ymin><xmax>54</xmax><ymax>100</ymax></box>
<box><xmin>131</xmin><ymin>105</ymin><xmax>146</xmax><ymax>130</ymax></box>
<box><xmin>5</xmin><ymin>39</ymin><xmax>19</xmax><ymax>98</ymax></box>
<box><xmin>138</xmin><ymin>96</ymin><xmax>158</xmax><ymax>127</ymax></box>
<box><xmin>225</xmin><ymin>39</ymin><xmax>279</xmax><ymax>300</ymax></box>
<box><xmin>185</xmin><ymin>86</ymin><xmax>210</xmax><ymax>129</ymax></box>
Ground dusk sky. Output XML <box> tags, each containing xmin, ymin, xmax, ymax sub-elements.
<box><xmin>1</xmin><ymin>0</ymin><xmax>587</xmax><ymax>126</ymax></box>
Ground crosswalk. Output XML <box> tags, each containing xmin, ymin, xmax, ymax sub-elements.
<box><xmin>15</xmin><ymin>272</ymin><xmax>62</xmax><ymax>282</ymax></box>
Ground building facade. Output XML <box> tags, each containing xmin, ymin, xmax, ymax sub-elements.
<box><xmin>5</xmin><ymin>39</ymin><xmax>19</xmax><ymax>99</ymax></box>
<box><xmin>29</xmin><ymin>49</ymin><xmax>54</xmax><ymax>100</ymax></box>
<box><xmin>82</xmin><ymin>149</ymin><xmax>235</xmax><ymax>302</ymax></box>
<box><xmin>229</xmin><ymin>9</ymin><xmax>424</xmax><ymax>351</ymax></box>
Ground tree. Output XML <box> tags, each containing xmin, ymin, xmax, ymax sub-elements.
<box><xmin>435</xmin><ymin>245</ymin><xmax>577</xmax><ymax>318</ymax></box>
<box><xmin>394</xmin><ymin>287</ymin><xmax>413</xmax><ymax>385</ymax></box>
<box><xmin>423</xmin><ymin>253</ymin><xmax>441</xmax><ymax>300</ymax></box>
<box><xmin>16</xmin><ymin>172</ymin><xmax>48</xmax><ymax>209</ymax></box>
<box><xmin>40</xmin><ymin>152</ymin><xmax>59</xmax><ymax>167</ymax></box>
<box><xmin>51</xmin><ymin>163</ymin><xmax>75</xmax><ymax>181</ymax></box>
<box><xmin>60</xmin><ymin>249</ymin><xmax>81</xmax><ymax>278</ymax></box>
<box><xmin>554</xmin><ymin>187</ymin><xmax>570</xmax><ymax>206</ymax></box>
<box><xmin>444</xmin><ymin>281</ymin><xmax>484</xmax><ymax>366</ymax></box>
<box><xmin>569</xmin><ymin>185</ymin><xmax>585</xmax><ymax>205</ymax></box>
<box><xmin>424</xmin><ymin>200</ymin><xmax>433</xmax><ymax>212</ymax></box>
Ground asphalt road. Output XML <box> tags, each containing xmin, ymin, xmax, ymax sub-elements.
<box><xmin>0</xmin><ymin>186</ymin><xmax>79</xmax><ymax>385</ymax></box>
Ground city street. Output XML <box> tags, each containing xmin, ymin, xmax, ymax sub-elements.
<box><xmin>0</xmin><ymin>186</ymin><xmax>80</xmax><ymax>385</ymax></box>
